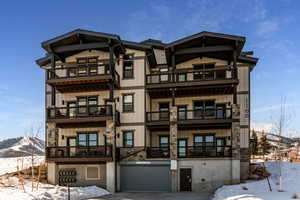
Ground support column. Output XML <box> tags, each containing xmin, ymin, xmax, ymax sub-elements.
<box><xmin>233</xmin><ymin>44</ymin><xmax>238</xmax><ymax>104</ymax></box>
<box><xmin>106</xmin><ymin>101</ymin><xmax>116</xmax><ymax>193</ymax></box>
<box><xmin>170</xmin><ymin>106</ymin><xmax>178</xmax><ymax>192</ymax></box>
<box><xmin>231</xmin><ymin>104</ymin><xmax>241</xmax><ymax>184</ymax></box>
<box><xmin>50</xmin><ymin>54</ymin><xmax>56</xmax><ymax>106</ymax></box>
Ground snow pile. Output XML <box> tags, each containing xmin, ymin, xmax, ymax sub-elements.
<box><xmin>0</xmin><ymin>180</ymin><xmax>110</xmax><ymax>200</ymax></box>
<box><xmin>0</xmin><ymin>156</ymin><xmax>44</xmax><ymax>175</ymax></box>
<box><xmin>213</xmin><ymin>162</ymin><xmax>300</xmax><ymax>200</ymax></box>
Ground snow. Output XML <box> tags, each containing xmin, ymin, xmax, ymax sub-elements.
<box><xmin>213</xmin><ymin>162</ymin><xmax>300</xmax><ymax>200</ymax></box>
<box><xmin>0</xmin><ymin>156</ymin><xmax>44</xmax><ymax>175</ymax></box>
<box><xmin>0</xmin><ymin>155</ymin><xmax>110</xmax><ymax>199</ymax></box>
<box><xmin>0</xmin><ymin>180</ymin><xmax>110</xmax><ymax>200</ymax></box>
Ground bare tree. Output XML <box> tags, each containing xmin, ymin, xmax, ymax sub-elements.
<box><xmin>270</xmin><ymin>96</ymin><xmax>292</xmax><ymax>192</ymax></box>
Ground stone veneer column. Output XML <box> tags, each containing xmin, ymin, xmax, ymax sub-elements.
<box><xmin>231</xmin><ymin>104</ymin><xmax>241</xmax><ymax>183</ymax></box>
<box><xmin>106</xmin><ymin>102</ymin><xmax>116</xmax><ymax>193</ymax></box>
<box><xmin>170</xmin><ymin>106</ymin><xmax>178</xmax><ymax>192</ymax></box>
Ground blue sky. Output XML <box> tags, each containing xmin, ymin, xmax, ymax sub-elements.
<box><xmin>0</xmin><ymin>0</ymin><xmax>299</xmax><ymax>139</ymax></box>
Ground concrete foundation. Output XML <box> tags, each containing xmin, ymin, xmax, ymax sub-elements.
<box><xmin>106</xmin><ymin>162</ymin><xmax>116</xmax><ymax>193</ymax></box>
<box><xmin>178</xmin><ymin>159</ymin><xmax>240</xmax><ymax>192</ymax></box>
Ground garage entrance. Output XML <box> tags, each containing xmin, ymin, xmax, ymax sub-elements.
<box><xmin>120</xmin><ymin>163</ymin><xmax>171</xmax><ymax>192</ymax></box>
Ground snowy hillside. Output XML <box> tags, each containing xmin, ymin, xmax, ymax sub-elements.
<box><xmin>213</xmin><ymin>162</ymin><xmax>300</xmax><ymax>200</ymax></box>
<box><xmin>0</xmin><ymin>137</ymin><xmax>45</xmax><ymax>158</ymax></box>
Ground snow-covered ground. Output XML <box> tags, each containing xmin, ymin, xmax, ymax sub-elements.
<box><xmin>0</xmin><ymin>156</ymin><xmax>110</xmax><ymax>199</ymax></box>
<box><xmin>0</xmin><ymin>156</ymin><xmax>44</xmax><ymax>175</ymax></box>
<box><xmin>0</xmin><ymin>179</ymin><xmax>109</xmax><ymax>200</ymax></box>
<box><xmin>213</xmin><ymin>162</ymin><xmax>300</xmax><ymax>200</ymax></box>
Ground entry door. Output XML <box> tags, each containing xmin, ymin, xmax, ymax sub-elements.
<box><xmin>67</xmin><ymin>101</ymin><xmax>77</xmax><ymax>118</ymax></box>
<box><xmin>67</xmin><ymin>137</ymin><xmax>76</xmax><ymax>157</ymax></box>
<box><xmin>180</xmin><ymin>168</ymin><xmax>192</xmax><ymax>191</ymax></box>
<box><xmin>178</xmin><ymin>139</ymin><xmax>187</xmax><ymax>158</ymax></box>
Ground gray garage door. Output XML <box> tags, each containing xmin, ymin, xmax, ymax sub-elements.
<box><xmin>120</xmin><ymin>165</ymin><xmax>171</xmax><ymax>192</ymax></box>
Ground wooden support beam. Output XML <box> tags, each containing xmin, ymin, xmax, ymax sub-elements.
<box><xmin>233</xmin><ymin>45</ymin><xmax>238</xmax><ymax>104</ymax></box>
<box><xmin>175</xmin><ymin>45</ymin><xmax>233</xmax><ymax>55</ymax></box>
<box><xmin>53</xmin><ymin>42</ymin><xmax>108</xmax><ymax>53</ymax></box>
<box><xmin>50</xmin><ymin>54</ymin><xmax>56</xmax><ymax>106</ymax></box>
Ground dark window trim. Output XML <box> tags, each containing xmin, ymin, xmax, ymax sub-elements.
<box><xmin>123</xmin><ymin>53</ymin><xmax>134</xmax><ymax>79</ymax></box>
<box><xmin>159</xmin><ymin>135</ymin><xmax>169</xmax><ymax>148</ymax></box>
<box><xmin>76</xmin><ymin>56</ymin><xmax>99</xmax><ymax>64</ymax></box>
<box><xmin>123</xmin><ymin>130</ymin><xmax>134</xmax><ymax>147</ymax></box>
<box><xmin>193</xmin><ymin>134</ymin><xmax>216</xmax><ymax>146</ymax></box>
<box><xmin>192</xmin><ymin>62</ymin><xmax>216</xmax><ymax>69</ymax></box>
<box><xmin>77</xmin><ymin>132</ymin><xmax>99</xmax><ymax>147</ymax></box>
<box><xmin>122</xmin><ymin>93</ymin><xmax>134</xmax><ymax>113</ymax></box>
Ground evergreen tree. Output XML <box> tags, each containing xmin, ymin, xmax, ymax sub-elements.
<box><xmin>250</xmin><ymin>130</ymin><xmax>259</xmax><ymax>155</ymax></box>
<box><xmin>258</xmin><ymin>131</ymin><xmax>272</xmax><ymax>156</ymax></box>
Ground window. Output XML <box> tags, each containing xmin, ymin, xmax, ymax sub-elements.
<box><xmin>85</xmin><ymin>166</ymin><xmax>100</xmax><ymax>180</ymax></box>
<box><xmin>123</xmin><ymin>131</ymin><xmax>134</xmax><ymax>147</ymax></box>
<box><xmin>159</xmin><ymin>67</ymin><xmax>169</xmax><ymax>82</ymax></box>
<box><xmin>76</xmin><ymin>96</ymin><xmax>98</xmax><ymax>115</ymax></box>
<box><xmin>178</xmin><ymin>105</ymin><xmax>187</xmax><ymax>120</ymax></box>
<box><xmin>123</xmin><ymin>94</ymin><xmax>134</xmax><ymax>112</ymax></box>
<box><xmin>193</xmin><ymin>100</ymin><xmax>215</xmax><ymax>118</ymax></box>
<box><xmin>159</xmin><ymin>136</ymin><xmax>169</xmax><ymax>148</ymax></box>
<box><xmin>177</xmin><ymin>73</ymin><xmax>187</xmax><ymax>82</ymax></box>
<box><xmin>123</xmin><ymin>54</ymin><xmax>134</xmax><ymax>79</ymax></box>
<box><xmin>76</xmin><ymin>57</ymin><xmax>98</xmax><ymax>76</ymax></box>
<box><xmin>78</xmin><ymin>132</ymin><xmax>98</xmax><ymax>147</ymax></box>
<box><xmin>194</xmin><ymin>135</ymin><xmax>214</xmax><ymax>147</ymax></box>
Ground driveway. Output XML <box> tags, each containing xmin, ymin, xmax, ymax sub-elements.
<box><xmin>88</xmin><ymin>192</ymin><xmax>213</xmax><ymax>200</ymax></box>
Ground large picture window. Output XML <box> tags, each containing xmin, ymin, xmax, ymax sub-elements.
<box><xmin>78</xmin><ymin>132</ymin><xmax>98</xmax><ymax>147</ymax></box>
<box><xmin>123</xmin><ymin>94</ymin><xmax>134</xmax><ymax>112</ymax></box>
<box><xmin>123</xmin><ymin>131</ymin><xmax>134</xmax><ymax>147</ymax></box>
<box><xmin>123</xmin><ymin>54</ymin><xmax>134</xmax><ymax>79</ymax></box>
<box><xmin>159</xmin><ymin>136</ymin><xmax>169</xmax><ymax>148</ymax></box>
<box><xmin>194</xmin><ymin>135</ymin><xmax>214</xmax><ymax>147</ymax></box>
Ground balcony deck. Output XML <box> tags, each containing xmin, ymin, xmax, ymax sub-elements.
<box><xmin>46</xmin><ymin>145</ymin><xmax>113</xmax><ymax>163</ymax></box>
<box><xmin>46</xmin><ymin>64</ymin><xmax>120</xmax><ymax>92</ymax></box>
<box><xmin>46</xmin><ymin>105</ymin><xmax>119</xmax><ymax>127</ymax></box>
<box><xmin>146</xmin><ymin>67</ymin><xmax>238</xmax><ymax>98</ymax></box>
<box><xmin>146</xmin><ymin>107</ymin><xmax>234</xmax><ymax>130</ymax></box>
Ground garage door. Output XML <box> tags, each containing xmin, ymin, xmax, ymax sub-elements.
<box><xmin>120</xmin><ymin>165</ymin><xmax>171</xmax><ymax>192</ymax></box>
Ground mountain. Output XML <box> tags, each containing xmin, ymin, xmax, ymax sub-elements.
<box><xmin>0</xmin><ymin>137</ymin><xmax>45</xmax><ymax>157</ymax></box>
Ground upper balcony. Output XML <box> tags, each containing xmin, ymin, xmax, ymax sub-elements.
<box><xmin>146</xmin><ymin>66</ymin><xmax>238</xmax><ymax>98</ymax></box>
<box><xmin>146</xmin><ymin>106</ymin><xmax>234</xmax><ymax>130</ymax></box>
<box><xmin>46</xmin><ymin>104</ymin><xmax>120</xmax><ymax>127</ymax></box>
<box><xmin>46</xmin><ymin>64</ymin><xmax>120</xmax><ymax>92</ymax></box>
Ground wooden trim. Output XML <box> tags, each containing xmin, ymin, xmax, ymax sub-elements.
<box><xmin>53</xmin><ymin>42</ymin><xmax>108</xmax><ymax>53</ymax></box>
<box><xmin>120</xmin><ymin>122</ymin><xmax>144</xmax><ymax>126</ymax></box>
<box><xmin>175</xmin><ymin>45</ymin><xmax>233</xmax><ymax>55</ymax></box>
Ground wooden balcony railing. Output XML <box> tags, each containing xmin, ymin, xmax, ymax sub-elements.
<box><xmin>146</xmin><ymin>111</ymin><xmax>170</xmax><ymax>122</ymax></box>
<box><xmin>146</xmin><ymin>67</ymin><xmax>235</xmax><ymax>85</ymax></box>
<box><xmin>46</xmin><ymin>145</ymin><xmax>112</xmax><ymax>159</ymax></box>
<box><xmin>177</xmin><ymin>108</ymin><xmax>232</xmax><ymax>121</ymax></box>
<box><xmin>146</xmin><ymin>147</ymin><xmax>170</xmax><ymax>158</ymax></box>
<box><xmin>47</xmin><ymin>105</ymin><xmax>113</xmax><ymax>120</ymax></box>
<box><xmin>178</xmin><ymin>145</ymin><xmax>232</xmax><ymax>158</ymax></box>
<box><xmin>46</xmin><ymin>64</ymin><xmax>120</xmax><ymax>85</ymax></box>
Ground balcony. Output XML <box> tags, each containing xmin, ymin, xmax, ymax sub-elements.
<box><xmin>116</xmin><ymin>147</ymin><xmax>170</xmax><ymax>160</ymax></box>
<box><xmin>146</xmin><ymin>111</ymin><xmax>170</xmax><ymax>127</ymax></box>
<box><xmin>47</xmin><ymin>105</ymin><xmax>118</xmax><ymax>126</ymax></box>
<box><xmin>46</xmin><ymin>145</ymin><xmax>112</xmax><ymax>162</ymax></box>
<box><xmin>46</xmin><ymin>64</ymin><xmax>120</xmax><ymax>92</ymax></box>
<box><xmin>178</xmin><ymin>145</ymin><xmax>232</xmax><ymax>158</ymax></box>
<box><xmin>146</xmin><ymin>147</ymin><xmax>170</xmax><ymax>158</ymax></box>
<box><xmin>146</xmin><ymin>67</ymin><xmax>238</xmax><ymax>97</ymax></box>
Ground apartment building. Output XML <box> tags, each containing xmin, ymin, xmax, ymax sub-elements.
<box><xmin>36</xmin><ymin>29</ymin><xmax>258</xmax><ymax>192</ymax></box>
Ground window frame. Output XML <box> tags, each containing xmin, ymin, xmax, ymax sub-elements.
<box><xmin>122</xmin><ymin>93</ymin><xmax>134</xmax><ymax>112</ymax></box>
<box><xmin>193</xmin><ymin>134</ymin><xmax>215</xmax><ymax>147</ymax></box>
<box><xmin>159</xmin><ymin>135</ymin><xmax>169</xmax><ymax>148</ymax></box>
<box><xmin>123</xmin><ymin>54</ymin><xmax>134</xmax><ymax>79</ymax></box>
<box><xmin>123</xmin><ymin>130</ymin><xmax>134</xmax><ymax>147</ymax></box>
<box><xmin>77</xmin><ymin>132</ymin><xmax>98</xmax><ymax>147</ymax></box>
